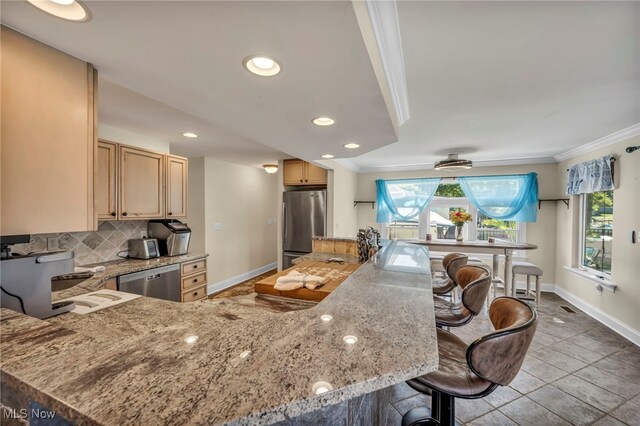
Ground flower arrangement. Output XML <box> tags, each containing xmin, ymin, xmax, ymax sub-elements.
<box><xmin>449</xmin><ymin>210</ymin><xmax>473</xmax><ymax>226</ymax></box>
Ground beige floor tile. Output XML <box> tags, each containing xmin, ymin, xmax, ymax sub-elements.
<box><xmin>527</xmin><ymin>385</ymin><xmax>605</xmax><ymax>424</ymax></box>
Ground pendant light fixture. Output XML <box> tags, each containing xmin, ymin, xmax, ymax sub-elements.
<box><xmin>433</xmin><ymin>154</ymin><xmax>473</xmax><ymax>171</ymax></box>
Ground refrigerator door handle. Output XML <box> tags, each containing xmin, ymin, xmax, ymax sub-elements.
<box><xmin>283</xmin><ymin>202</ymin><xmax>287</xmax><ymax>243</ymax></box>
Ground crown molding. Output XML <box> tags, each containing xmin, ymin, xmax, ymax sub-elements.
<box><xmin>332</xmin><ymin>158</ymin><xmax>361</xmax><ymax>173</ymax></box>
<box><xmin>356</xmin><ymin>156</ymin><xmax>557</xmax><ymax>174</ymax></box>
<box><xmin>554</xmin><ymin>123</ymin><xmax>640</xmax><ymax>162</ymax></box>
<box><xmin>355</xmin><ymin>0</ymin><xmax>410</xmax><ymax>127</ymax></box>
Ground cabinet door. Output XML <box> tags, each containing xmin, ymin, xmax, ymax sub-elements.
<box><xmin>283</xmin><ymin>160</ymin><xmax>305</xmax><ymax>185</ymax></box>
<box><xmin>119</xmin><ymin>146</ymin><xmax>165</xmax><ymax>219</ymax></box>
<box><xmin>166</xmin><ymin>155</ymin><xmax>188</xmax><ymax>218</ymax></box>
<box><xmin>96</xmin><ymin>141</ymin><xmax>118</xmax><ymax>220</ymax></box>
<box><xmin>305</xmin><ymin>163</ymin><xmax>327</xmax><ymax>185</ymax></box>
<box><xmin>1</xmin><ymin>27</ymin><xmax>96</xmax><ymax>234</ymax></box>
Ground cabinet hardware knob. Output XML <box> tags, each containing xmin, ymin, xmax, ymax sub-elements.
<box><xmin>111</xmin><ymin>212</ymin><xmax>116</xmax><ymax>217</ymax></box>
<box><xmin>305</xmin><ymin>179</ymin><xmax>308</xmax><ymax>182</ymax></box>
<box><xmin>168</xmin><ymin>212</ymin><xmax>173</xmax><ymax>216</ymax></box>
<box><xmin>193</xmin><ymin>265</ymin><xmax>198</xmax><ymax>269</ymax></box>
<box><xmin>194</xmin><ymin>279</ymin><xmax>198</xmax><ymax>283</ymax></box>
<box><xmin>193</xmin><ymin>292</ymin><xmax>198</xmax><ymax>296</ymax></box>
<box><xmin>122</xmin><ymin>212</ymin><xmax>128</xmax><ymax>217</ymax></box>
<box><xmin>300</xmin><ymin>179</ymin><xmax>303</xmax><ymax>182</ymax></box>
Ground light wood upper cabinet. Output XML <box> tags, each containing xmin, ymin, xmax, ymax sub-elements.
<box><xmin>119</xmin><ymin>146</ymin><xmax>165</xmax><ymax>219</ymax></box>
<box><xmin>306</xmin><ymin>162</ymin><xmax>328</xmax><ymax>185</ymax></box>
<box><xmin>283</xmin><ymin>159</ymin><xmax>306</xmax><ymax>185</ymax></box>
<box><xmin>96</xmin><ymin>141</ymin><xmax>118</xmax><ymax>220</ymax></box>
<box><xmin>283</xmin><ymin>159</ymin><xmax>327</xmax><ymax>186</ymax></box>
<box><xmin>166</xmin><ymin>155</ymin><xmax>188</xmax><ymax>218</ymax></box>
<box><xmin>1</xmin><ymin>26</ymin><xmax>97</xmax><ymax>234</ymax></box>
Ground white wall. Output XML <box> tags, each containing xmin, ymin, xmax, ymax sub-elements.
<box><xmin>98</xmin><ymin>124</ymin><xmax>170</xmax><ymax>153</ymax></box>
<box><xmin>355</xmin><ymin>163</ymin><xmax>560</xmax><ymax>283</ymax></box>
<box><xmin>320</xmin><ymin>160</ymin><xmax>359</xmax><ymax>238</ymax></box>
<box><xmin>202</xmin><ymin>158</ymin><xmax>278</xmax><ymax>284</ymax></box>
<box><xmin>555</xmin><ymin>136</ymin><xmax>640</xmax><ymax>334</ymax></box>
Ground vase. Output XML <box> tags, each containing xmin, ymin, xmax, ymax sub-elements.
<box><xmin>455</xmin><ymin>225</ymin><xmax>464</xmax><ymax>242</ymax></box>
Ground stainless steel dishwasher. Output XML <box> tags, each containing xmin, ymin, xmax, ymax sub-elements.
<box><xmin>117</xmin><ymin>264</ymin><xmax>181</xmax><ymax>302</ymax></box>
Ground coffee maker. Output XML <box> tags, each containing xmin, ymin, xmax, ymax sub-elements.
<box><xmin>0</xmin><ymin>235</ymin><xmax>75</xmax><ymax>319</ymax></box>
<box><xmin>148</xmin><ymin>220</ymin><xmax>191</xmax><ymax>256</ymax></box>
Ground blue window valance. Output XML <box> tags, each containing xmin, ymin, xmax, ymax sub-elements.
<box><xmin>566</xmin><ymin>155</ymin><xmax>615</xmax><ymax>195</ymax></box>
<box><xmin>458</xmin><ymin>173</ymin><xmax>538</xmax><ymax>222</ymax></box>
<box><xmin>376</xmin><ymin>178</ymin><xmax>441</xmax><ymax>223</ymax></box>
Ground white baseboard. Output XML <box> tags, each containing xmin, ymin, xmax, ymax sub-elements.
<box><xmin>554</xmin><ymin>286</ymin><xmax>640</xmax><ymax>347</ymax></box>
<box><xmin>207</xmin><ymin>262</ymin><xmax>277</xmax><ymax>296</ymax></box>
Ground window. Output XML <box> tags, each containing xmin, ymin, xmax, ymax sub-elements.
<box><xmin>383</xmin><ymin>183</ymin><xmax>525</xmax><ymax>243</ymax></box>
<box><xmin>581</xmin><ymin>190</ymin><xmax>613</xmax><ymax>274</ymax></box>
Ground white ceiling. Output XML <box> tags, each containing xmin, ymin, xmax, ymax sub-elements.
<box><xmin>2</xmin><ymin>1</ymin><xmax>638</xmax><ymax>172</ymax></box>
<box><xmin>350</xmin><ymin>1</ymin><xmax>640</xmax><ymax>172</ymax></box>
<box><xmin>1</xmin><ymin>1</ymin><xmax>396</xmax><ymax>166</ymax></box>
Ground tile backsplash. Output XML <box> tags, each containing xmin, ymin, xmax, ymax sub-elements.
<box><xmin>9</xmin><ymin>221</ymin><xmax>148</xmax><ymax>266</ymax></box>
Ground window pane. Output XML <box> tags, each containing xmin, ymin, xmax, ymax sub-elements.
<box><xmin>434</xmin><ymin>183</ymin><xmax>465</xmax><ymax>197</ymax></box>
<box><xmin>476</xmin><ymin>212</ymin><xmax>518</xmax><ymax>242</ymax></box>
<box><xmin>583</xmin><ymin>191</ymin><xmax>613</xmax><ymax>273</ymax></box>
<box><xmin>431</xmin><ymin>206</ymin><xmax>468</xmax><ymax>240</ymax></box>
<box><xmin>388</xmin><ymin>220</ymin><xmax>419</xmax><ymax>240</ymax></box>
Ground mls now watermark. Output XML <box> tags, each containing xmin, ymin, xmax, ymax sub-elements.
<box><xmin>3</xmin><ymin>407</ymin><xmax>56</xmax><ymax>420</ymax></box>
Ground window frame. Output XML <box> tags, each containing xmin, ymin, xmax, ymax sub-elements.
<box><xmin>579</xmin><ymin>192</ymin><xmax>613</xmax><ymax>277</ymax></box>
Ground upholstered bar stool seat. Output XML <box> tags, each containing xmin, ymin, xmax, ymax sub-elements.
<box><xmin>403</xmin><ymin>297</ymin><xmax>538</xmax><ymax>426</ymax></box>
<box><xmin>434</xmin><ymin>265</ymin><xmax>491</xmax><ymax>328</ymax></box>
<box><xmin>511</xmin><ymin>261</ymin><xmax>543</xmax><ymax>306</ymax></box>
<box><xmin>432</xmin><ymin>253</ymin><xmax>468</xmax><ymax>296</ymax></box>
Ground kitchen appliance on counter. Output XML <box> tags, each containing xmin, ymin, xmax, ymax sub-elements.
<box><xmin>127</xmin><ymin>238</ymin><xmax>160</xmax><ymax>260</ymax></box>
<box><xmin>282</xmin><ymin>190</ymin><xmax>327</xmax><ymax>269</ymax></box>
<box><xmin>148</xmin><ymin>220</ymin><xmax>191</xmax><ymax>256</ymax></box>
<box><xmin>0</xmin><ymin>248</ymin><xmax>76</xmax><ymax>319</ymax></box>
<box><xmin>117</xmin><ymin>264</ymin><xmax>181</xmax><ymax>302</ymax></box>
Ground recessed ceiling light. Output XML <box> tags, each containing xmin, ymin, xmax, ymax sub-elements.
<box><xmin>321</xmin><ymin>154</ymin><xmax>334</xmax><ymax>159</ymax></box>
<box><xmin>182</xmin><ymin>132</ymin><xmax>198</xmax><ymax>138</ymax></box>
<box><xmin>243</xmin><ymin>55</ymin><xmax>281</xmax><ymax>77</ymax></box>
<box><xmin>27</xmin><ymin>0</ymin><xmax>88</xmax><ymax>22</ymax></box>
<box><xmin>312</xmin><ymin>117</ymin><xmax>335</xmax><ymax>126</ymax></box>
<box><xmin>344</xmin><ymin>143</ymin><xmax>360</xmax><ymax>149</ymax></box>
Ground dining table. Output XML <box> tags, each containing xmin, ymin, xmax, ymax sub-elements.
<box><xmin>409</xmin><ymin>239</ymin><xmax>538</xmax><ymax>297</ymax></box>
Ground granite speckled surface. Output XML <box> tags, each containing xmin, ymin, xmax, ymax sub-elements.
<box><xmin>291</xmin><ymin>252</ymin><xmax>361</xmax><ymax>265</ymax></box>
<box><xmin>50</xmin><ymin>253</ymin><xmax>208</xmax><ymax>301</ymax></box>
<box><xmin>312</xmin><ymin>237</ymin><xmax>357</xmax><ymax>243</ymax></box>
<box><xmin>0</xmin><ymin>242</ymin><xmax>437</xmax><ymax>425</ymax></box>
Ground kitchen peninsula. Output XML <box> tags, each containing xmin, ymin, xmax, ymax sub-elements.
<box><xmin>0</xmin><ymin>242</ymin><xmax>438</xmax><ymax>425</ymax></box>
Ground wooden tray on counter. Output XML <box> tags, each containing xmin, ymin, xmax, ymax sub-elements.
<box><xmin>255</xmin><ymin>261</ymin><xmax>360</xmax><ymax>302</ymax></box>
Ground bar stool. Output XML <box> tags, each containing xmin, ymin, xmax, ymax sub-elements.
<box><xmin>433</xmin><ymin>265</ymin><xmax>492</xmax><ymax>328</ymax></box>
<box><xmin>403</xmin><ymin>297</ymin><xmax>538</xmax><ymax>426</ymax></box>
<box><xmin>432</xmin><ymin>253</ymin><xmax>468</xmax><ymax>296</ymax></box>
<box><xmin>511</xmin><ymin>262</ymin><xmax>543</xmax><ymax>306</ymax></box>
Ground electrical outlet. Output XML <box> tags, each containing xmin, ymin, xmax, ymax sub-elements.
<box><xmin>213</xmin><ymin>223</ymin><xmax>223</xmax><ymax>231</ymax></box>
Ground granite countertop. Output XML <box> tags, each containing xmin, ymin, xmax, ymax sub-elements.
<box><xmin>50</xmin><ymin>253</ymin><xmax>208</xmax><ymax>301</ymax></box>
<box><xmin>0</xmin><ymin>242</ymin><xmax>438</xmax><ymax>425</ymax></box>
<box><xmin>291</xmin><ymin>252</ymin><xmax>361</xmax><ymax>265</ymax></box>
<box><xmin>312</xmin><ymin>236</ymin><xmax>357</xmax><ymax>242</ymax></box>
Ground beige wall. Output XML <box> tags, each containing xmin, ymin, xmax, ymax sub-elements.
<box><xmin>202</xmin><ymin>158</ymin><xmax>278</xmax><ymax>284</ymax></box>
<box><xmin>355</xmin><ymin>163</ymin><xmax>560</xmax><ymax>283</ymax></box>
<box><xmin>555</xmin><ymin>136</ymin><xmax>640</xmax><ymax>333</ymax></box>
<box><xmin>98</xmin><ymin>124</ymin><xmax>171</xmax><ymax>153</ymax></box>
<box><xmin>185</xmin><ymin>157</ymin><xmax>205</xmax><ymax>253</ymax></box>
<box><xmin>323</xmin><ymin>160</ymin><xmax>359</xmax><ymax>238</ymax></box>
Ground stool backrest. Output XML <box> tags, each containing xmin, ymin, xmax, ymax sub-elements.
<box><xmin>466</xmin><ymin>297</ymin><xmax>537</xmax><ymax>386</ymax></box>
<box><xmin>443</xmin><ymin>253</ymin><xmax>468</xmax><ymax>284</ymax></box>
<box><xmin>457</xmin><ymin>265</ymin><xmax>491</xmax><ymax>315</ymax></box>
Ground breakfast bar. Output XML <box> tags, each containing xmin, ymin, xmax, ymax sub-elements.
<box><xmin>0</xmin><ymin>242</ymin><xmax>438</xmax><ymax>425</ymax></box>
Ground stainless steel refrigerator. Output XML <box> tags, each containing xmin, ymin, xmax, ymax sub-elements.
<box><xmin>282</xmin><ymin>190</ymin><xmax>326</xmax><ymax>269</ymax></box>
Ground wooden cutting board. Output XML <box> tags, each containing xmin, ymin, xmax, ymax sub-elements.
<box><xmin>255</xmin><ymin>261</ymin><xmax>360</xmax><ymax>302</ymax></box>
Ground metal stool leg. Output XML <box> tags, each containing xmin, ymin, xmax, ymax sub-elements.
<box><xmin>536</xmin><ymin>275</ymin><xmax>541</xmax><ymax>307</ymax></box>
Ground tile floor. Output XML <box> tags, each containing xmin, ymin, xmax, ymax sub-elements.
<box><xmin>385</xmin><ymin>292</ymin><xmax>640</xmax><ymax>425</ymax></box>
